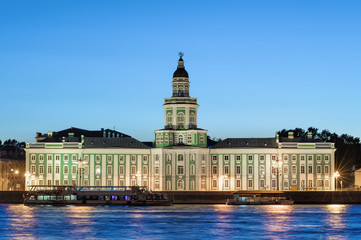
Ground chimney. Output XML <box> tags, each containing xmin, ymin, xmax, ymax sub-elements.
<box><xmin>307</xmin><ymin>132</ymin><xmax>313</xmax><ymax>139</ymax></box>
<box><xmin>275</xmin><ymin>133</ymin><xmax>279</xmax><ymax>143</ymax></box>
<box><xmin>288</xmin><ymin>132</ymin><xmax>294</xmax><ymax>139</ymax></box>
<box><xmin>36</xmin><ymin>132</ymin><xmax>41</xmax><ymax>138</ymax></box>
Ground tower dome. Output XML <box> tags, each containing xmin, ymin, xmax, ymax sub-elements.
<box><xmin>173</xmin><ymin>52</ymin><xmax>189</xmax><ymax>78</ymax></box>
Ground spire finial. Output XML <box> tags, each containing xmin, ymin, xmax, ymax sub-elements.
<box><xmin>178</xmin><ymin>52</ymin><xmax>184</xmax><ymax>59</ymax></box>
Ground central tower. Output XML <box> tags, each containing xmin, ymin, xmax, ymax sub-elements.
<box><xmin>154</xmin><ymin>53</ymin><xmax>207</xmax><ymax>147</ymax></box>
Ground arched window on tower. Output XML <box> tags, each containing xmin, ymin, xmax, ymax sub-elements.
<box><xmin>179</xmin><ymin>135</ymin><xmax>183</xmax><ymax>144</ymax></box>
<box><xmin>189</xmin><ymin>113</ymin><xmax>195</xmax><ymax>128</ymax></box>
<box><xmin>178</xmin><ymin>87</ymin><xmax>184</xmax><ymax>97</ymax></box>
<box><xmin>167</xmin><ymin>113</ymin><xmax>172</xmax><ymax>128</ymax></box>
<box><xmin>177</xmin><ymin>113</ymin><xmax>184</xmax><ymax>129</ymax></box>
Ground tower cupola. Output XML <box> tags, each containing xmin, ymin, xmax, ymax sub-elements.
<box><xmin>173</xmin><ymin>52</ymin><xmax>189</xmax><ymax>79</ymax></box>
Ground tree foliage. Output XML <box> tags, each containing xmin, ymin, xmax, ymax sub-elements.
<box><xmin>0</xmin><ymin>139</ymin><xmax>26</xmax><ymax>148</ymax></box>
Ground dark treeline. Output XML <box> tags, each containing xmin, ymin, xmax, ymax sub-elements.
<box><xmin>278</xmin><ymin>127</ymin><xmax>361</xmax><ymax>186</ymax></box>
<box><xmin>0</xmin><ymin>139</ymin><xmax>26</xmax><ymax>148</ymax></box>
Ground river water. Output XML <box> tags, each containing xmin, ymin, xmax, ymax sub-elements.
<box><xmin>1</xmin><ymin>204</ymin><xmax>360</xmax><ymax>239</ymax></box>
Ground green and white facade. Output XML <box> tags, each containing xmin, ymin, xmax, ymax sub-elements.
<box><xmin>25</xmin><ymin>54</ymin><xmax>336</xmax><ymax>191</ymax></box>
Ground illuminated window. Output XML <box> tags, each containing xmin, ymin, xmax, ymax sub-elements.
<box><xmin>177</xmin><ymin>166</ymin><xmax>184</xmax><ymax>175</ymax></box>
<box><xmin>31</xmin><ymin>165</ymin><xmax>36</xmax><ymax>174</ymax></box>
<box><xmin>236</xmin><ymin>166</ymin><xmax>241</xmax><ymax>175</ymax></box>
<box><xmin>143</xmin><ymin>165</ymin><xmax>148</xmax><ymax>175</ymax></box>
<box><xmin>224</xmin><ymin>165</ymin><xmax>229</xmax><ymax>175</ymax></box>
<box><xmin>212</xmin><ymin>166</ymin><xmax>217</xmax><ymax>175</ymax></box>
<box><xmin>64</xmin><ymin>165</ymin><xmax>69</xmax><ymax>174</ymax></box>
<box><xmin>260</xmin><ymin>165</ymin><xmax>265</xmax><ymax>175</ymax></box>
<box><xmin>119</xmin><ymin>166</ymin><xmax>124</xmax><ymax>175</ymax></box>
<box><xmin>39</xmin><ymin>165</ymin><xmax>44</xmax><ymax>174</ymax></box>
<box><xmin>248</xmin><ymin>165</ymin><xmax>253</xmax><ymax>175</ymax></box>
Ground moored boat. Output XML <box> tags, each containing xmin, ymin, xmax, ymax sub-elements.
<box><xmin>24</xmin><ymin>185</ymin><xmax>172</xmax><ymax>206</ymax></box>
<box><xmin>226</xmin><ymin>192</ymin><xmax>294</xmax><ymax>205</ymax></box>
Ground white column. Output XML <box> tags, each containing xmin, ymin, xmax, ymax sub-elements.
<box><xmin>266</xmin><ymin>154</ymin><xmax>271</xmax><ymax>190</ymax></box>
<box><xmin>102</xmin><ymin>155</ymin><xmax>106</xmax><ymax>186</ymax></box>
<box><xmin>114</xmin><ymin>155</ymin><xmax>118</xmax><ymax>186</ymax></box>
<box><xmin>126</xmin><ymin>155</ymin><xmax>130</xmax><ymax>186</ymax></box>
<box><xmin>242</xmin><ymin>155</ymin><xmax>247</xmax><ymax>190</ymax></box>
<box><xmin>254</xmin><ymin>154</ymin><xmax>259</xmax><ymax>190</ymax></box>
<box><xmin>230</xmin><ymin>154</ymin><xmax>235</xmax><ymax>190</ymax></box>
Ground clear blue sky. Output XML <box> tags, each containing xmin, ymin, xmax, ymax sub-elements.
<box><xmin>1</xmin><ymin>0</ymin><xmax>360</xmax><ymax>143</ymax></box>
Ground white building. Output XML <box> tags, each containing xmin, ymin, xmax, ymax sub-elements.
<box><xmin>25</xmin><ymin>54</ymin><xmax>336</xmax><ymax>191</ymax></box>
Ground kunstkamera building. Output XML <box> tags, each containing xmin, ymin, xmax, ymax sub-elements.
<box><xmin>25</xmin><ymin>54</ymin><xmax>336</xmax><ymax>191</ymax></box>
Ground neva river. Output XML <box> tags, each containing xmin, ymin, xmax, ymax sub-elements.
<box><xmin>1</xmin><ymin>204</ymin><xmax>361</xmax><ymax>239</ymax></box>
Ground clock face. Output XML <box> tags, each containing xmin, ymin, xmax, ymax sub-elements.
<box><xmin>179</xmin><ymin>52</ymin><xmax>184</xmax><ymax>57</ymax></box>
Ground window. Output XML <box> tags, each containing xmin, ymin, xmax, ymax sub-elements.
<box><xmin>47</xmin><ymin>180</ymin><xmax>52</xmax><ymax>185</ymax></box>
<box><xmin>325</xmin><ymin>155</ymin><xmax>329</xmax><ymax>161</ymax></box>
<box><xmin>190</xmin><ymin>113</ymin><xmax>195</xmax><ymax>126</ymax></box>
<box><xmin>308</xmin><ymin>180</ymin><xmax>313</xmax><ymax>187</ymax></box>
<box><xmin>63</xmin><ymin>155</ymin><xmax>68</xmax><ymax>161</ymax></box>
<box><xmin>131</xmin><ymin>155</ymin><xmax>136</xmax><ymax>163</ymax></box>
<box><xmin>224</xmin><ymin>165</ymin><xmax>229</xmax><ymax>175</ymax></box>
<box><xmin>201</xmin><ymin>166</ymin><xmax>206</xmax><ymax>175</ymax></box>
<box><xmin>155</xmin><ymin>166</ymin><xmax>159</xmax><ymax>174</ymax></box>
<box><xmin>96</xmin><ymin>155</ymin><xmax>101</xmax><ymax>163</ymax></box>
<box><xmin>248</xmin><ymin>155</ymin><xmax>253</xmax><ymax>161</ymax></box>
<box><xmin>236</xmin><ymin>179</ymin><xmax>241</xmax><ymax>188</ymax></box>
<box><xmin>236</xmin><ymin>166</ymin><xmax>241</xmax><ymax>175</ymax></box>
<box><xmin>143</xmin><ymin>180</ymin><xmax>148</xmax><ymax>187</ymax></box>
<box><xmin>167</xmin><ymin>154</ymin><xmax>171</xmax><ymax>162</ymax></box>
<box><xmin>39</xmin><ymin>165</ymin><xmax>44</xmax><ymax>174</ymax></box>
<box><xmin>95</xmin><ymin>179</ymin><xmax>100</xmax><ymax>186</ymax></box>
<box><xmin>177</xmin><ymin>113</ymin><xmax>184</xmax><ymax>128</ymax></box>
<box><xmin>201</xmin><ymin>180</ymin><xmax>206</xmax><ymax>190</ymax></box>
<box><xmin>156</xmin><ymin>154</ymin><xmax>159</xmax><ymax>161</ymax></box>
<box><xmin>236</xmin><ymin>155</ymin><xmax>241</xmax><ymax>161</ymax></box>
<box><xmin>212</xmin><ymin>166</ymin><xmax>218</xmax><ymax>175</ymax></box>
<box><xmin>283</xmin><ymin>155</ymin><xmax>289</xmax><ymax>161</ymax></box>
<box><xmin>325</xmin><ymin>165</ymin><xmax>329</xmax><ymax>174</ymax></box>
<box><xmin>260</xmin><ymin>179</ymin><xmax>265</xmax><ymax>188</ymax></box>
<box><xmin>188</xmin><ymin>134</ymin><xmax>192</xmax><ymax>144</ymax></box>
<box><xmin>325</xmin><ymin>180</ymin><xmax>330</xmax><ymax>188</ymax></box>
<box><xmin>143</xmin><ymin>155</ymin><xmax>148</xmax><ymax>162</ymax></box>
<box><xmin>55</xmin><ymin>155</ymin><xmax>60</xmax><ymax>161</ymax></box>
<box><xmin>84</xmin><ymin>155</ymin><xmax>89</xmax><ymax>162</ymax></box>
<box><xmin>300</xmin><ymin>155</ymin><xmax>305</xmax><ymax>161</ymax></box>
<box><xmin>301</xmin><ymin>165</ymin><xmax>305</xmax><ymax>174</ymax></box>
<box><xmin>107</xmin><ymin>180</ymin><xmax>112</xmax><ymax>186</ymax></box>
<box><xmin>272</xmin><ymin>179</ymin><xmax>276</xmax><ymax>188</ymax></box>
<box><xmin>291</xmin><ymin>155</ymin><xmax>296</xmax><ymax>161</ymax></box>
<box><xmin>166</xmin><ymin>164</ymin><xmax>171</xmax><ymax>175</ymax></box>
<box><xmin>248</xmin><ymin>165</ymin><xmax>253</xmax><ymax>175</ymax></box>
<box><xmin>55</xmin><ymin>180</ymin><xmax>59</xmax><ymax>185</ymax></box>
<box><xmin>224</xmin><ymin>179</ymin><xmax>229</xmax><ymax>188</ymax></box>
<box><xmin>83</xmin><ymin>180</ymin><xmax>89</xmax><ymax>186</ymax></box>
<box><xmin>72</xmin><ymin>179</ymin><xmax>76</xmax><ymax>185</ymax></box>
<box><xmin>200</xmin><ymin>135</ymin><xmax>204</xmax><ymax>144</ymax></box>
<box><xmin>284</xmin><ymin>180</ymin><xmax>289</xmax><ymax>188</ymax></box>
<box><xmin>107</xmin><ymin>155</ymin><xmax>112</xmax><ymax>163</ymax></box>
<box><xmin>272</xmin><ymin>155</ymin><xmax>276</xmax><ymax>161</ymax></box>
<box><xmin>39</xmin><ymin>155</ymin><xmax>44</xmax><ymax>161</ymax></box>
<box><xmin>272</xmin><ymin>166</ymin><xmax>276</xmax><ymax>175</ymax></box>
<box><xmin>131</xmin><ymin>166</ymin><xmax>136</xmax><ymax>175</ymax></box>
<box><xmin>260</xmin><ymin>165</ymin><xmax>265</xmax><ymax>175</ymax></box>
<box><xmin>107</xmin><ymin>166</ymin><xmax>112</xmax><ymax>175</ymax></box>
<box><xmin>84</xmin><ymin>166</ymin><xmax>89</xmax><ymax>175</ymax></box>
<box><xmin>317</xmin><ymin>165</ymin><xmax>321</xmax><ymax>174</ymax></box>
<box><xmin>191</xmin><ymin>154</ymin><xmax>195</xmax><ymax>162</ymax></box>
<box><xmin>202</xmin><ymin>154</ymin><xmax>205</xmax><ymax>161</ymax></box>
<box><xmin>96</xmin><ymin>165</ymin><xmax>101</xmax><ymax>175</ymax></box>
<box><xmin>190</xmin><ymin>165</ymin><xmax>195</xmax><ymax>175</ymax></box>
<box><xmin>64</xmin><ymin>165</ymin><xmax>69</xmax><ymax>174</ymax></box>
<box><xmin>179</xmin><ymin>135</ymin><xmax>183</xmax><ymax>143</ymax></box>
<box><xmin>308</xmin><ymin>165</ymin><xmax>313</xmax><ymax>174</ymax></box>
<box><xmin>292</xmin><ymin>179</ymin><xmax>297</xmax><ymax>185</ymax></box>
<box><xmin>119</xmin><ymin>166</ymin><xmax>124</xmax><ymax>175</ymax></box>
<box><xmin>177</xmin><ymin>166</ymin><xmax>184</xmax><ymax>175</ymax></box>
<box><xmin>55</xmin><ymin>166</ymin><xmax>60</xmax><ymax>174</ymax></box>
<box><xmin>283</xmin><ymin>165</ymin><xmax>288</xmax><ymax>175</ymax></box>
<box><xmin>224</xmin><ymin>155</ymin><xmax>229</xmax><ymax>162</ymax></box>
<box><xmin>167</xmin><ymin>113</ymin><xmax>172</xmax><ymax>125</ymax></box>
<box><xmin>260</xmin><ymin>155</ymin><xmax>265</xmax><ymax>161</ymax></box>
<box><xmin>316</xmin><ymin>155</ymin><xmax>321</xmax><ymax>161</ymax></box>
<box><xmin>119</xmin><ymin>155</ymin><xmax>124</xmax><ymax>163</ymax></box>
<box><xmin>72</xmin><ymin>165</ymin><xmax>77</xmax><ymax>174</ymax></box>
<box><xmin>31</xmin><ymin>155</ymin><xmax>36</xmax><ymax>161</ymax></box>
<box><xmin>212</xmin><ymin>155</ymin><xmax>217</xmax><ymax>161</ymax></box>
<box><xmin>48</xmin><ymin>166</ymin><xmax>52</xmax><ymax>174</ymax></box>
<box><xmin>308</xmin><ymin>155</ymin><xmax>313</xmax><ymax>161</ymax></box>
<box><xmin>131</xmin><ymin>179</ymin><xmax>136</xmax><ymax>186</ymax></box>
<box><xmin>248</xmin><ymin>179</ymin><xmax>253</xmax><ymax>188</ymax></box>
<box><xmin>63</xmin><ymin>179</ymin><xmax>68</xmax><ymax>185</ymax></box>
<box><xmin>119</xmin><ymin>180</ymin><xmax>124</xmax><ymax>186</ymax></box>
<box><xmin>213</xmin><ymin>179</ymin><xmax>218</xmax><ymax>188</ymax></box>
<box><xmin>31</xmin><ymin>165</ymin><xmax>36</xmax><ymax>174</ymax></box>
<box><xmin>72</xmin><ymin>155</ymin><xmax>77</xmax><ymax>161</ymax></box>
<box><xmin>178</xmin><ymin>154</ymin><xmax>184</xmax><ymax>162</ymax></box>
<box><xmin>47</xmin><ymin>155</ymin><xmax>52</xmax><ymax>161</ymax></box>
<box><xmin>177</xmin><ymin>180</ymin><xmax>184</xmax><ymax>190</ymax></box>
<box><xmin>143</xmin><ymin>165</ymin><xmax>148</xmax><ymax>175</ymax></box>
<box><xmin>292</xmin><ymin>165</ymin><xmax>297</xmax><ymax>174</ymax></box>
<box><xmin>317</xmin><ymin>180</ymin><xmax>323</xmax><ymax>187</ymax></box>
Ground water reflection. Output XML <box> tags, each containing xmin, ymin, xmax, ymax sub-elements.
<box><xmin>5</xmin><ymin>205</ymin><xmax>37</xmax><ymax>240</ymax></box>
<box><xmin>324</xmin><ymin>205</ymin><xmax>348</xmax><ymax>240</ymax></box>
<box><xmin>262</xmin><ymin>205</ymin><xmax>293</xmax><ymax>239</ymax></box>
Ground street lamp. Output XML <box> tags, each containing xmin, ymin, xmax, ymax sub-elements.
<box><xmin>273</xmin><ymin>158</ymin><xmax>282</xmax><ymax>191</ymax></box>
<box><xmin>334</xmin><ymin>171</ymin><xmax>340</xmax><ymax>191</ymax></box>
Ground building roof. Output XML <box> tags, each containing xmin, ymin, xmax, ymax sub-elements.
<box><xmin>173</xmin><ymin>57</ymin><xmax>189</xmax><ymax>78</ymax></box>
<box><xmin>212</xmin><ymin>138</ymin><xmax>277</xmax><ymax>148</ymax></box>
<box><xmin>279</xmin><ymin>137</ymin><xmax>321</xmax><ymax>143</ymax></box>
<box><xmin>83</xmin><ymin>137</ymin><xmax>150</xmax><ymax>149</ymax></box>
<box><xmin>36</xmin><ymin>127</ymin><xmax>130</xmax><ymax>142</ymax></box>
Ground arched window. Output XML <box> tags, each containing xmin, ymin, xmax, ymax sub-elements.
<box><xmin>190</xmin><ymin>164</ymin><xmax>195</xmax><ymax>175</ymax></box>
<box><xmin>177</xmin><ymin>113</ymin><xmax>184</xmax><ymax>128</ymax></box>
<box><xmin>178</xmin><ymin>154</ymin><xmax>183</xmax><ymax>162</ymax></box>
<box><xmin>167</xmin><ymin>113</ymin><xmax>172</xmax><ymax>126</ymax></box>
<box><xmin>179</xmin><ymin>135</ymin><xmax>183</xmax><ymax>143</ymax></box>
<box><xmin>177</xmin><ymin>180</ymin><xmax>184</xmax><ymax>190</ymax></box>
<box><xmin>189</xmin><ymin>113</ymin><xmax>195</xmax><ymax>126</ymax></box>
<box><xmin>190</xmin><ymin>180</ymin><xmax>195</xmax><ymax>190</ymax></box>
<box><xmin>166</xmin><ymin>180</ymin><xmax>171</xmax><ymax>190</ymax></box>
<box><xmin>166</xmin><ymin>164</ymin><xmax>171</xmax><ymax>175</ymax></box>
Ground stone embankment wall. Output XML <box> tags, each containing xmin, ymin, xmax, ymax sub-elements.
<box><xmin>0</xmin><ymin>191</ymin><xmax>25</xmax><ymax>203</ymax></box>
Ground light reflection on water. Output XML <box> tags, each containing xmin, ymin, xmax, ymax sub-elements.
<box><xmin>1</xmin><ymin>204</ymin><xmax>361</xmax><ymax>239</ymax></box>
